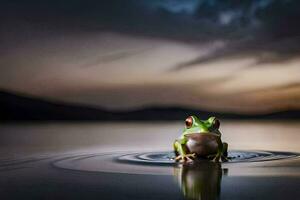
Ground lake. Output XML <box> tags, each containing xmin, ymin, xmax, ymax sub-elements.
<box><xmin>0</xmin><ymin>121</ymin><xmax>299</xmax><ymax>200</ymax></box>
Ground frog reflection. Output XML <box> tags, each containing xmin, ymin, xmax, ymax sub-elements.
<box><xmin>174</xmin><ymin>161</ymin><xmax>226</xmax><ymax>200</ymax></box>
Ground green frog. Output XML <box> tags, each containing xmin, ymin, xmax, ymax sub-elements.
<box><xmin>173</xmin><ymin>116</ymin><xmax>228</xmax><ymax>163</ymax></box>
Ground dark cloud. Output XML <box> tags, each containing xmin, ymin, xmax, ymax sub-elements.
<box><xmin>0</xmin><ymin>0</ymin><xmax>271</xmax><ymax>37</ymax></box>
<box><xmin>1</xmin><ymin>0</ymin><xmax>300</xmax><ymax>65</ymax></box>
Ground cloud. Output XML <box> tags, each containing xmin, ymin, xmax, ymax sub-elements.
<box><xmin>2</xmin><ymin>0</ymin><xmax>300</xmax><ymax>64</ymax></box>
<box><xmin>1</xmin><ymin>0</ymin><xmax>300</xmax><ymax>114</ymax></box>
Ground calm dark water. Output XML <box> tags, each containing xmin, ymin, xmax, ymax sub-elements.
<box><xmin>0</xmin><ymin>121</ymin><xmax>300</xmax><ymax>200</ymax></box>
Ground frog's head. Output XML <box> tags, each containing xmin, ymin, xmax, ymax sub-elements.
<box><xmin>183</xmin><ymin>115</ymin><xmax>221</xmax><ymax>135</ymax></box>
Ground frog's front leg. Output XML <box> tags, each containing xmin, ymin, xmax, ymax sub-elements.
<box><xmin>213</xmin><ymin>142</ymin><xmax>228</xmax><ymax>162</ymax></box>
<box><xmin>173</xmin><ymin>139</ymin><xmax>195</xmax><ymax>163</ymax></box>
<box><xmin>221</xmin><ymin>142</ymin><xmax>229</xmax><ymax>161</ymax></box>
<box><xmin>211</xmin><ymin>136</ymin><xmax>222</xmax><ymax>162</ymax></box>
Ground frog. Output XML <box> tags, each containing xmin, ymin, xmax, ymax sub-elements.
<box><xmin>173</xmin><ymin>115</ymin><xmax>228</xmax><ymax>163</ymax></box>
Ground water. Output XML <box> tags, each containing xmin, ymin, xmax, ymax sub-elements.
<box><xmin>0</xmin><ymin>121</ymin><xmax>300</xmax><ymax>200</ymax></box>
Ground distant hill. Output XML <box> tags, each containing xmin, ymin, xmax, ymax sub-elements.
<box><xmin>1</xmin><ymin>90</ymin><xmax>300</xmax><ymax>121</ymax></box>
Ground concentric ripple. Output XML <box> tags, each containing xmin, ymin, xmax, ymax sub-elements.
<box><xmin>0</xmin><ymin>150</ymin><xmax>298</xmax><ymax>175</ymax></box>
<box><xmin>51</xmin><ymin>150</ymin><xmax>299</xmax><ymax>175</ymax></box>
<box><xmin>116</xmin><ymin>150</ymin><xmax>298</xmax><ymax>165</ymax></box>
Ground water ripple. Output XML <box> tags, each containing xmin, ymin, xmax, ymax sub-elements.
<box><xmin>51</xmin><ymin>150</ymin><xmax>299</xmax><ymax>175</ymax></box>
<box><xmin>0</xmin><ymin>151</ymin><xmax>298</xmax><ymax>175</ymax></box>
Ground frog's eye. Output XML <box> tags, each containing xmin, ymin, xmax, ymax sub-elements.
<box><xmin>185</xmin><ymin>116</ymin><xmax>193</xmax><ymax>128</ymax></box>
<box><xmin>212</xmin><ymin>118</ymin><xmax>220</xmax><ymax>129</ymax></box>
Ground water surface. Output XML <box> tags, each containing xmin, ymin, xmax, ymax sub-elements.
<box><xmin>0</xmin><ymin>121</ymin><xmax>299</xmax><ymax>200</ymax></box>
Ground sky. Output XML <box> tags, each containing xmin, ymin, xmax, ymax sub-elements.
<box><xmin>0</xmin><ymin>0</ymin><xmax>300</xmax><ymax>114</ymax></box>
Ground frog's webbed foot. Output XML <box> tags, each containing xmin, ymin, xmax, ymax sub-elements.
<box><xmin>175</xmin><ymin>153</ymin><xmax>196</xmax><ymax>163</ymax></box>
<box><xmin>212</xmin><ymin>155</ymin><xmax>221</xmax><ymax>163</ymax></box>
<box><xmin>209</xmin><ymin>154</ymin><xmax>229</xmax><ymax>162</ymax></box>
<box><xmin>208</xmin><ymin>152</ymin><xmax>229</xmax><ymax>162</ymax></box>
<box><xmin>221</xmin><ymin>155</ymin><xmax>229</xmax><ymax>162</ymax></box>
